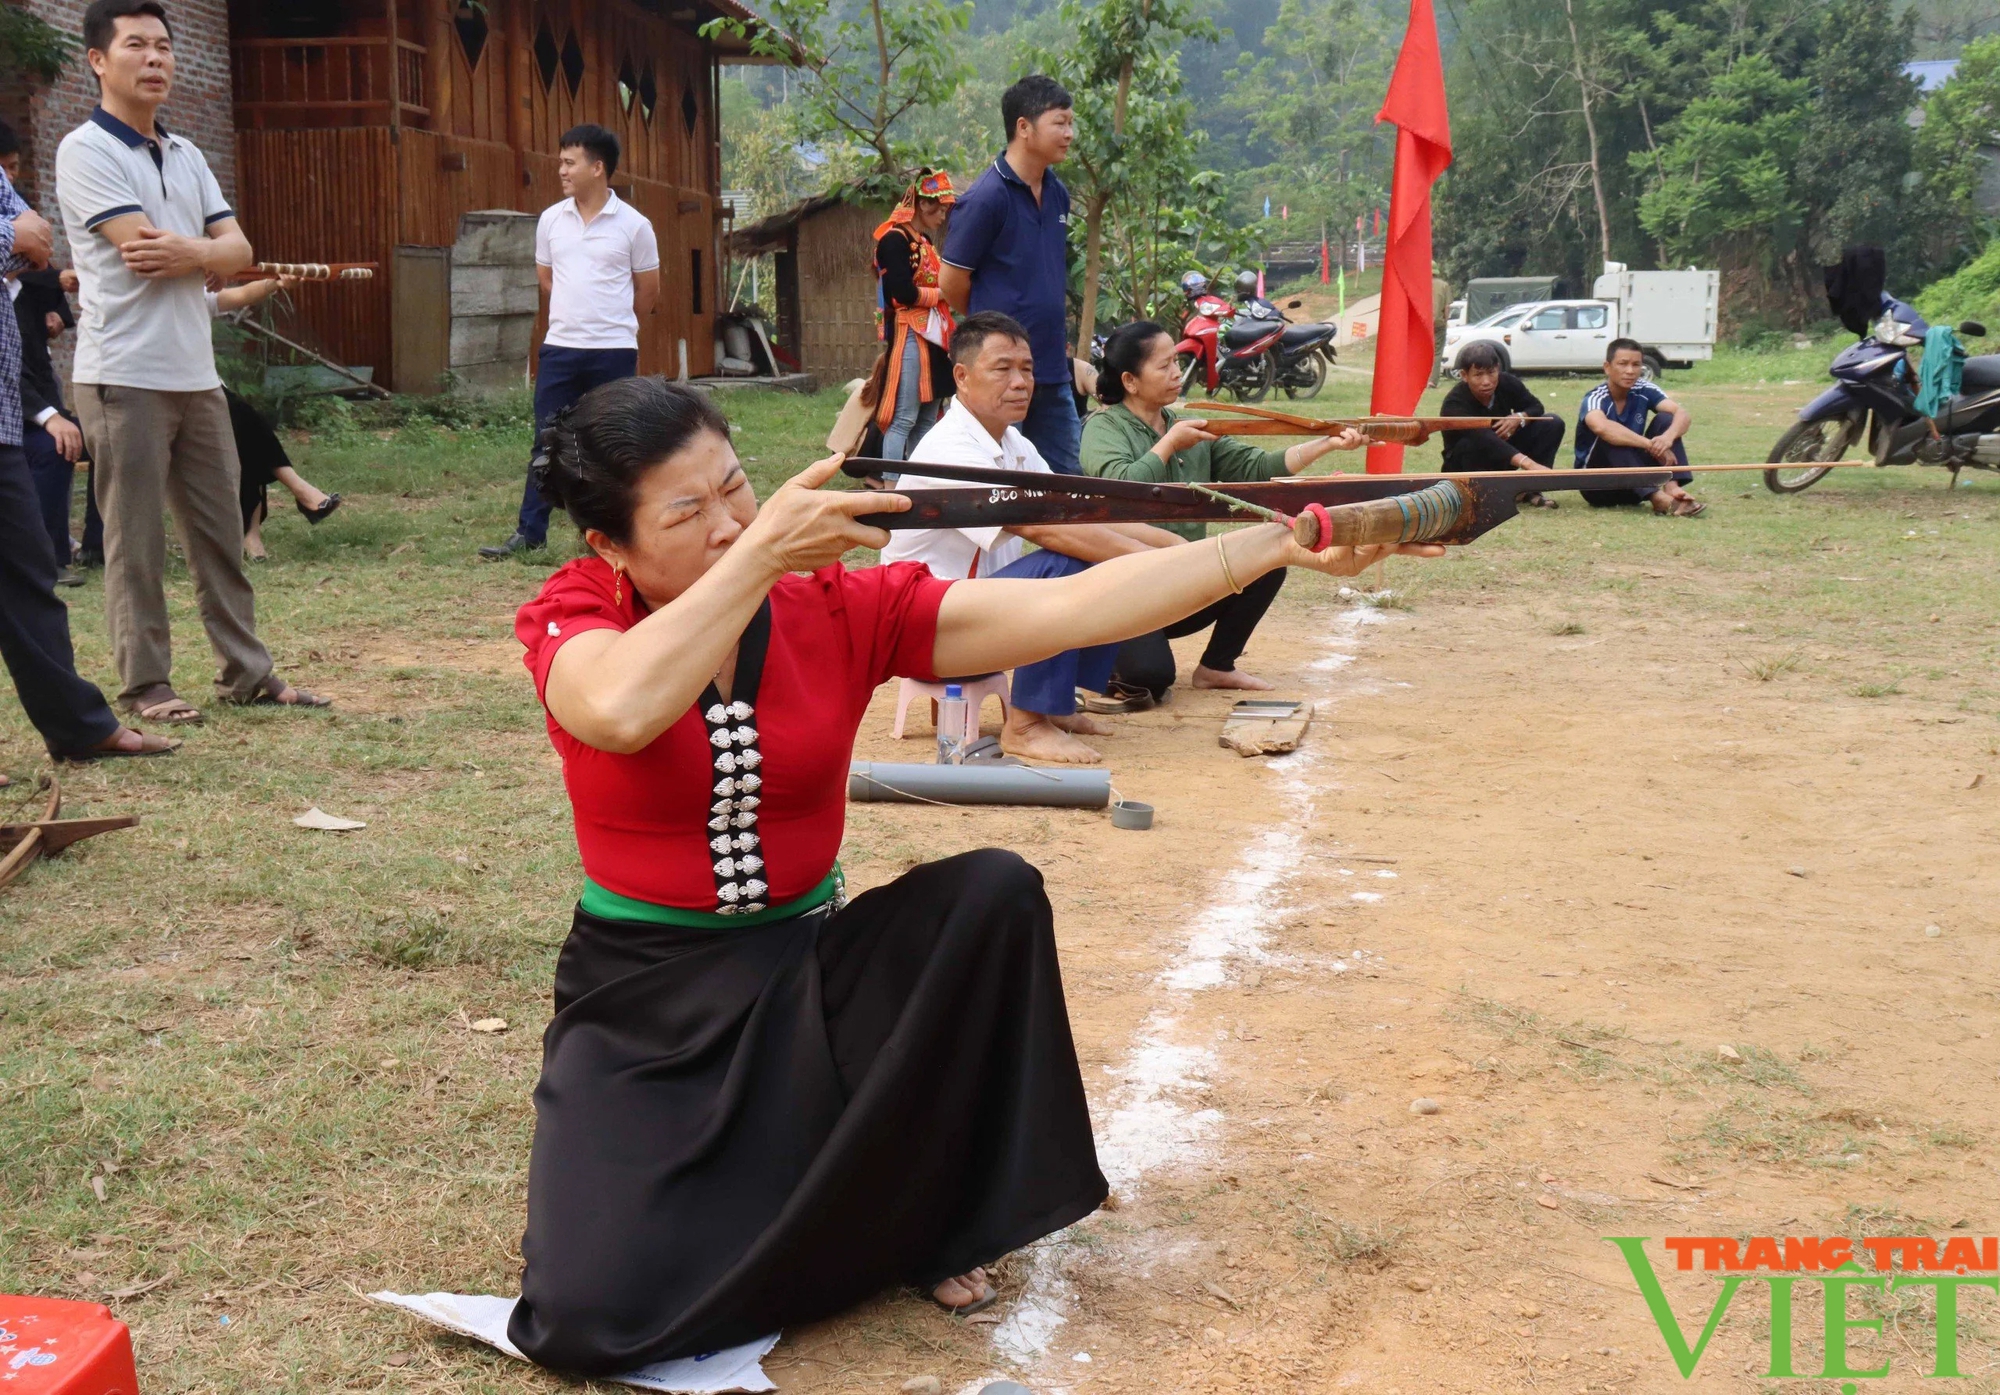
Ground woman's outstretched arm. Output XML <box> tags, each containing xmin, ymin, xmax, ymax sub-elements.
<box><xmin>545</xmin><ymin>459</ymin><xmax>903</xmax><ymax>752</ymax></box>
<box><xmin>932</xmin><ymin>525</ymin><xmax>1439</xmax><ymax>678</ymax></box>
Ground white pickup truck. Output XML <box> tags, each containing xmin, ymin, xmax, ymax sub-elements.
<box><xmin>1440</xmin><ymin>266</ymin><xmax>1719</xmax><ymax>378</ymax></box>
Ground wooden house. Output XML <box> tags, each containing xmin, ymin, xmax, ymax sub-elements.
<box><xmin>727</xmin><ymin>193</ymin><xmax>889</xmax><ymax>384</ymax></box>
<box><xmin>218</xmin><ymin>0</ymin><xmax>773</xmax><ymax>390</ymax></box>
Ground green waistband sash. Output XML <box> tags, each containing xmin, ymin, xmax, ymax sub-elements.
<box><xmin>579</xmin><ymin>865</ymin><xmax>843</xmax><ymax>928</ymax></box>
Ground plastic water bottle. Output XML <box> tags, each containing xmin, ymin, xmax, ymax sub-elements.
<box><xmin>935</xmin><ymin>683</ymin><xmax>970</xmax><ymax>765</ymax></box>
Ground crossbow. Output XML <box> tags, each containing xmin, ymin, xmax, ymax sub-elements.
<box><xmin>1179</xmin><ymin>400</ymin><xmax>1561</xmax><ymax>445</ymax></box>
<box><xmin>229</xmin><ymin>262</ymin><xmax>379</xmax><ymax>282</ymax></box>
<box><xmin>847</xmin><ymin>459</ymin><xmax>1862</xmax><ymax>551</ymax></box>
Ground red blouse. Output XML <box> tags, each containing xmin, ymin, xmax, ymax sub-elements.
<box><xmin>517</xmin><ymin>557</ymin><xmax>952</xmax><ymax>909</ymax></box>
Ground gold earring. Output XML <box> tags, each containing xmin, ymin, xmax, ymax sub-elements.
<box><xmin>612</xmin><ymin>566</ymin><xmax>624</xmax><ymax>606</ymax></box>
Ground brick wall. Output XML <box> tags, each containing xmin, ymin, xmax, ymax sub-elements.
<box><xmin>13</xmin><ymin>0</ymin><xmax>237</xmax><ymax>232</ymax></box>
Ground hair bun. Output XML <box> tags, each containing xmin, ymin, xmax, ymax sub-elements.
<box><xmin>528</xmin><ymin>407</ymin><xmax>580</xmax><ymax>508</ymax></box>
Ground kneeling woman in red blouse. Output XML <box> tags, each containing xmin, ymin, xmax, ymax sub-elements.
<box><xmin>506</xmin><ymin>378</ymin><xmax>1436</xmax><ymax>1374</ymax></box>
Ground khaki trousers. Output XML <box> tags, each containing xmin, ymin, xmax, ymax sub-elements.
<box><xmin>75</xmin><ymin>384</ymin><xmax>273</xmax><ymax>704</ymax></box>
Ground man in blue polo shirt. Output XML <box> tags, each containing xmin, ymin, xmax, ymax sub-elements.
<box><xmin>1575</xmin><ymin>338</ymin><xmax>1705</xmax><ymax>516</ymax></box>
<box><xmin>940</xmin><ymin>75</ymin><xmax>1081</xmax><ymax>475</ymax></box>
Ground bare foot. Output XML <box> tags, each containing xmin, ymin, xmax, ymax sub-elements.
<box><xmin>244</xmin><ymin>528</ymin><xmax>267</xmax><ymax>561</ymax></box>
<box><xmin>1002</xmin><ymin>713</ymin><xmax>1102</xmax><ymax>765</ymax></box>
<box><xmin>933</xmin><ymin>1267</ymin><xmax>992</xmax><ymax>1311</ymax></box>
<box><xmin>1191</xmin><ymin>664</ymin><xmax>1275</xmax><ymax>691</ymax></box>
<box><xmin>1047</xmin><ymin>712</ymin><xmax>1113</xmax><ymax>737</ymax></box>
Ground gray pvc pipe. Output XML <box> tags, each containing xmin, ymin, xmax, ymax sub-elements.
<box><xmin>848</xmin><ymin>761</ymin><xmax>1112</xmax><ymax>808</ymax></box>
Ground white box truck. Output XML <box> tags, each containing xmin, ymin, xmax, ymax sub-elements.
<box><xmin>1440</xmin><ymin>263</ymin><xmax>1719</xmax><ymax>378</ymax></box>
<box><xmin>1591</xmin><ymin>263</ymin><xmax>1719</xmax><ymax>368</ymax></box>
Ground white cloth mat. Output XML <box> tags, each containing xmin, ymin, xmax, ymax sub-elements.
<box><xmin>368</xmin><ymin>1290</ymin><xmax>778</xmax><ymax>1392</ymax></box>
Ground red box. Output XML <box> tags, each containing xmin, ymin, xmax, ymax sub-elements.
<box><xmin>0</xmin><ymin>1298</ymin><xmax>138</xmax><ymax>1394</ymax></box>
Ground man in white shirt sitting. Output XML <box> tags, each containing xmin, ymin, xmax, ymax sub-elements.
<box><xmin>885</xmin><ymin>312</ymin><xmax>1183</xmax><ymax>764</ymax></box>
<box><xmin>482</xmin><ymin>123</ymin><xmax>661</xmax><ymax>557</ymax></box>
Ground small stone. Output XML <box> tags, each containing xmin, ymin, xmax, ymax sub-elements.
<box><xmin>1410</xmin><ymin>1097</ymin><xmax>1441</xmax><ymax>1115</ymax></box>
<box><xmin>1242</xmin><ymin>970</ymin><xmax>1264</xmax><ymax>990</ymax></box>
<box><xmin>1538</xmin><ymin>1172</ymin><xmax>1556</xmax><ymax>1183</ymax></box>
<box><xmin>1536</xmin><ymin>1194</ymin><xmax>1560</xmax><ymax>1209</ymax></box>
<box><xmin>1787</xmin><ymin>867</ymin><xmax>1808</xmax><ymax>878</ymax></box>
<box><xmin>1405</xmin><ymin>1275</ymin><xmax>1433</xmax><ymax>1292</ymax></box>
<box><xmin>1925</xmin><ymin>924</ymin><xmax>1942</xmax><ymax>938</ymax></box>
<box><xmin>1202</xmin><ymin>1326</ymin><xmax>1226</xmax><ymax>1345</ymax></box>
<box><xmin>1520</xmin><ymin>1303</ymin><xmax>1543</xmax><ymax>1318</ymax></box>
<box><xmin>385</xmin><ymin>1352</ymin><xmax>415</xmax><ymax>1368</ymax></box>
<box><xmin>1716</xmin><ymin>1044</ymin><xmax>1741</xmax><ymax>1061</ymax></box>
<box><xmin>470</xmin><ymin>1017</ymin><xmax>509</xmax><ymax>1034</ymax></box>
<box><xmin>901</xmin><ymin>1377</ymin><xmax>942</xmax><ymax>1395</ymax></box>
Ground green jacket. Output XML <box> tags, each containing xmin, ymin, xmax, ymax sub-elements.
<box><xmin>1080</xmin><ymin>402</ymin><xmax>1291</xmax><ymax>540</ymax></box>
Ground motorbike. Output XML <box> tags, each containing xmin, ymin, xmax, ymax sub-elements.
<box><xmin>1176</xmin><ymin>272</ymin><xmax>1284</xmax><ymax>401</ymax></box>
<box><xmin>1233</xmin><ymin>273</ymin><xmax>1339</xmax><ymax>400</ymax></box>
<box><xmin>1766</xmin><ymin>307</ymin><xmax>1998</xmax><ymax>493</ymax></box>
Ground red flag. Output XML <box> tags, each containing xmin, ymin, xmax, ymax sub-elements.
<box><xmin>1366</xmin><ymin>0</ymin><xmax>1453</xmax><ymax>474</ymax></box>
<box><xmin>1320</xmin><ymin>238</ymin><xmax>1331</xmax><ymax>285</ymax></box>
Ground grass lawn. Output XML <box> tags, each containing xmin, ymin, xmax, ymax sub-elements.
<box><xmin>1</xmin><ymin>346</ymin><xmax>1995</xmax><ymax>1390</ymax></box>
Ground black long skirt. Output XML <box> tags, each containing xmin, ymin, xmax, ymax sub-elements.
<box><xmin>225</xmin><ymin>387</ymin><xmax>292</xmax><ymax>532</ymax></box>
<box><xmin>506</xmin><ymin>848</ymin><xmax>1109</xmax><ymax>1375</ymax></box>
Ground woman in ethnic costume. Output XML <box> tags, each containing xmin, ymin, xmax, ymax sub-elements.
<box><xmin>504</xmin><ymin>377</ymin><xmax>1438</xmax><ymax>1375</ymax></box>
<box><xmin>872</xmin><ymin>170</ymin><xmax>957</xmax><ymax>462</ymax></box>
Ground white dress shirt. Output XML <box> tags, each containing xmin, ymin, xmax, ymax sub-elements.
<box><xmin>880</xmin><ymin>396</ymin><xmax>1053</xmax><ymax>579</ymax></box>
<box><xmin>536</xmin><ymin>191</ymin><xmax>661</xmax><ymax>350</ymax></box>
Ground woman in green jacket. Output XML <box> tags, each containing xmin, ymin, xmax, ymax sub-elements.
<box><xmin>1079</xmin><ymin>320</ymin><xmax>1363</xmax><ymax>701</ymax></box>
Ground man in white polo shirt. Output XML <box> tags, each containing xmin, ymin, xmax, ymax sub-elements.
<box><xmin>884</xmin><ymin>311</ymin><xmax>1181</xmax><ymax>764</ymax></box>
<box><xmin>481</xmin><ymin>124</ymin><xmax>660</xmax><ymax>558</ymax></box>
<box><xmin>57</xmin><ymin>0</ymin><xmax>326</xmax><ymax>724</ymax></box>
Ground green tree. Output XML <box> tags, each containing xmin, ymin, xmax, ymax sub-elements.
<box><xmin>1793</xmin><ymin>0</ymin><xmax>1917</xmax><ymax>266</ymax></box>
<box><xmin>1633</xmin><ymin>55</ymin><xmax>1810</xmax><ymax>279</ymax></box>
<box><xmin>0</xmin><ymin>4</ymin><xmax>71</xmax><ymax>83</ymax></box>
<box><xmin>705</xmin><ymin>0</ymin><xmax>973</xmax><ymax>191</ymax></box>
<box><xmin>1227</xmin><ymin>0</ymin><xmax>1396</xmax><ymax>270</ymax></box>
<box><xmin>1912</xmin><ymin>34</ymin><xmax>2000</xmax><ymax>270</ymax></box>
<box><xmin>1038</xmin><ymin>0</ymin><xmax>1219</xmax><ymax>345</ymax></box>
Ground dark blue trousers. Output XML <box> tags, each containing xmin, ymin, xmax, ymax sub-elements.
<box><xmin>23</xmin><ymin>416</ymin><xmax>79</xmax><ymax>565</ymax></box>
<box><xmin>1581</xmin><ymin>414</ymin><xmax>1693</xmax><ymax>507</ymax></box>
<box><xmin>983</xmin><ymin>549</ymin><xmax>1118</xmax><ymax>716</ymax></box>
<box><xmin>517</xmin><ymin>346</ymin><xmax>640</xmax><ymax>543</ymax></box>
<box><xmin>1020</xmin><ymin>382</ymin><xmax>1081</xmax><ymax>476</ymax></box>
<box><xmin>0</xmin><ymin>443</ymin><xmax>120</xmax><ymax>756</ymax></box>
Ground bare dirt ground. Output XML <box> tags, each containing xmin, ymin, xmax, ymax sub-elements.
<box><xmin>766</xmin><ymin>564</ymin><xmax>2000</xmax><ymax>1395</ymax></box>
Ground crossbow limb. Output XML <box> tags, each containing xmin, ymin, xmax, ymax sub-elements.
<box><xmin>1180</xmin><ymin>400</ymin><xmax>1561</xmax><ymax>445</ymax></box>
<box><xmin>845</xmin><ymin>459</ymin><xmax>1871</xmax><ymax>551</ymax></box>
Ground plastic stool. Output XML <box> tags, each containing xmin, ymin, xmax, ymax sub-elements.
<box><xmin>893</xmin><ymin>674</ymin><xmax>1010</xmax><ymax>739</ymax></box>
<box><xmin>0</xmin><ymin>1296</ymin><xmax>139</xmax><ymax>1393</ymax></box>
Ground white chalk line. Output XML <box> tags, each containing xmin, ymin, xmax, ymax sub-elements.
<box><xmin>986</xmin><ymin>604</ymin><xmax>1398</xmax><ymax>1381</ymax></box>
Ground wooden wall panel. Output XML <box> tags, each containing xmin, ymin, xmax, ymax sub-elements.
<box><xmin>794</xmin><ymin>202</ymin><xmax>885</xmax><ymax>381</ymax></box>
<box><xmin>399</xmin><ymin>130</ymin><xmax>524</xmax><ymax>245</ymax></box>
<box><xmin>235</xmin><ymin>127</ymin><xmax>399</xmax><ymax>374</ymax></box>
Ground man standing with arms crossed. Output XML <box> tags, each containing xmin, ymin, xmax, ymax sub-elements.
<box><xmin>0</xmin><ymin>146</ymin><xmax>177</xmax><ymax>772</ymax></box>
<box><xmin>58</xmin><ymin>0</ymin><xmax>326</xmax><ymax>725</ymax></box>
<box><xmin>481</xmin><ymin>125</ymin><xmax>660</xmax><ymax>558</ymax></box>
<box><xmin>939</xmin><ymin>76</ymin><xmax>1083</xmax><ymax>475</ymax></box>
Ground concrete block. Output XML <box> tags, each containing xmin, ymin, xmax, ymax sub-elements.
<box><xmin>449</xmin><ymin>316</ymin><xmax>501</xmax><ymax>366</ymax></box>
<box><xmin>496</xmin><ymin>316</ymin><xmax>537</xmax><ymax>359</ymax></box>
<box><xmin>453</xmin><ymin>210</ymin><xmax>538</xmax><ymax>267</ymax></box>
<box><xmin>452</xmin><ymin>359</ymin><xmax>530</xmax><ymax>396</ymax></box>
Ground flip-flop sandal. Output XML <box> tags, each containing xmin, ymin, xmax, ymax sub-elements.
<box><xmin>1672</xmin><ymin>498</ymin><xmax>1707</xmax><ymax>517</ymax></box>
<box><xmin>229</xmin><ymin>678</ymin><xmax>333</xmax><ymax>709</ymax></box>
<box><xmin>124</xmin><ymin>687</ymin><xmax>205</xmax><ymax>726</ymax></box>
<box><xmin>933</xmin><ymin>1285</ymin><xmax>1000</xmax><ymax>1317</ymax></box>
<box><xmin>56</xmin><ymin>732</ymin><xmax>182</xmax><ymax>763</ymax></box>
